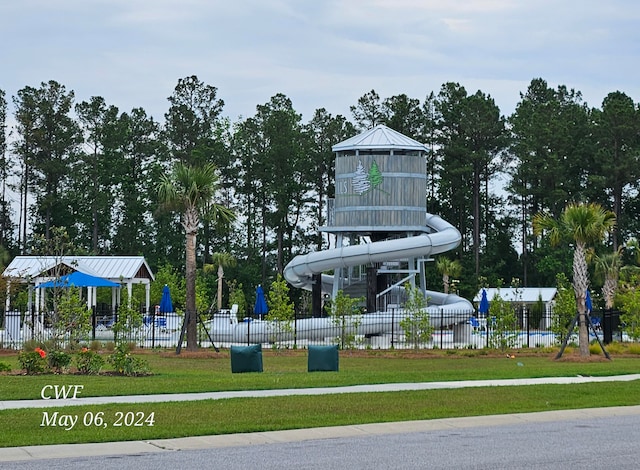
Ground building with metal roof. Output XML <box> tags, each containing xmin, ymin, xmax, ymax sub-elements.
<box><xmin>2</xmin><ymin>255</ymin><xmax>155</xmax><ymax>314</ymax></box>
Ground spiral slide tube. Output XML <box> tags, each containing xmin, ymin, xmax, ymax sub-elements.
<box><xmin>283</xmin><ymin>213</ymin><xmax>473</xmax><ymax>313</ymax></box>
<box><xmin>204</xmin><ymin>214</ymin><xmax>473</xmax><ymax>344</ymax></box>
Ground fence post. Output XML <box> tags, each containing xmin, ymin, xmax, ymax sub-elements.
<box><xmin>526</xmin><ymin>307</ymin><xmax>530</xmax><ymax>348</ymax></box>
<box><xmin>439</xmin><ymin>309</ymin><xmax>443</xmax><ymax>349</ymax></box>
<box><xmin>391</xmin><ymin>307</ymin><xmax>395</xmax><ymax>349</ymax></box>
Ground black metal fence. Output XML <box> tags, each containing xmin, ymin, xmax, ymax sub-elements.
<box><xmin>0</xmin><ymin>305</ymin><xmax>629</xmax><ymax>351</ymax></box>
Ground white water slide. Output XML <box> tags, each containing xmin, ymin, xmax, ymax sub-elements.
<box><xmin>208</xmin><ymin>214</ymin><xmax>474</xmax><ymax>343</ymax></box>
<box><xmin>204</xmin><ymin>214</ymin><xmax>473</xmax><ymax>344</ymax></box>
<box><xmin>284</xmin><ymin>213</ymin><xmax>473</xmax><ymax>313</ymax></box>
<box><xmin>203</xmin><ymin>214</ymin><xmax>473</xmax><ymax>344</ymax></box>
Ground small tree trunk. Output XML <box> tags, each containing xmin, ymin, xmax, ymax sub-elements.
<box><xmin>573</xmin><ymin>243</ymin><xmax>590</xmax><ymax>357</ymax></box>
<box><xmin>185</xmin><ymin>226</ymin><xmax>198</xmax><ymax>351</ymax></box>
<box><xmin>217</xmin><ymin>265</ymin><xmax>224</xmax><ymax>311</ymax></box>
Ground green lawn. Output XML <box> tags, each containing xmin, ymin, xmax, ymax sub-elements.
<box><xmin>1</xmin><ymin>347</ymin><xmax>639</xmax><ymax>448</ymax></box>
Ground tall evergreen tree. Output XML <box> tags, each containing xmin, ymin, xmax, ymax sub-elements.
<box><xmin>164</xmin><ymin>75</ymin><xmax>225</xmax><ymax>166</ymax></box>
<box><xmin>508</xmin><ymin>78</ymin><xmax>591</xmax><ymax>284</ymax></box>
<box><xmin>0</xmin><ymin>89</ymin><xmax>13</xmax><ymax>251</ymax></box>
<box><xmin>113</xmin><ymin>108</ymin><xmax>164</xmax><ymax>259</ymax></box>
<box><xmin>254</xmin><ymin>94</ymin><xmax>307</xmax><ymax>276</ymax></box>
<box><xmin>350</xmin><ymin>89</ymin><xmax>383</xmax><ymax>130</ymax></box>
<box><xmin>381</xmin><ymin>93</ymin><xmax>423</xmax><ymax>137</ymax></box>
<box><xmin>163</xmin><ymin>75</ymin><xmax>229</xmax><ymax>265</ymax></box>
<box><xmin>435</xmin><ymin>83</ymin><xmax>508</xmax><ymax>277</ymax></box>
<box><xmin>74</xmin><ymin>96</ymin><xmax>121</xmax><ymax>252</ymax></box>
<box><xmin>591</xmin><ymin>91</ymin><xmax>640</xmax><ymax>249</ymax></box>
<box><xmin>12</xmin><ymin>81</ymin><xmax>81</xmax><ymax>243</ymax></box>
<box><xmin>306</xmin><ymin>109</ymin><xmax>355</xmax><ymax>250</ymax></box>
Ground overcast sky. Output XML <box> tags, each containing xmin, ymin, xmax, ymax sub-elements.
<box><xmin>2</xmin><ymin>0</ymin><xmax>640</xmax><ymax>125</ymax></box>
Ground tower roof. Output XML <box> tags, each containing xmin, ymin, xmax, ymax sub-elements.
<box><xmin>332</xmin><ymin>124</ymin><xmax>427</xmax><ymax>152</ymax></box>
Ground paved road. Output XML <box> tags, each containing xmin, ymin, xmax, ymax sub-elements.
<box><xmin>4</xmin><ymin>407</ymin><xmax>640</xmax><ymax>469</ymax></box>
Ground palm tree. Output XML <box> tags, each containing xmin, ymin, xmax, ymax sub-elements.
<box><xmin>533</xmin><ymin>202</ymin><xmax>616</xmax><ymax>357</ymax></box>
<box><xmin>204</xmin><ymin>252</ymin><xmax>237</xmax><ymax>312</ymax></box>
<box><xmin>593</xmin><ymin>247</ymin><xmax>623</xmax><ymax>310</ymax></box>
<box><xmin>157</xmin><ymin>163</ymin><xmax>234</xmax><ymax>351</ymax></box>
<box><xmin>436</xmin><ymin>257</ymin><xmax>462</xmax><ymax>294</ymax></box>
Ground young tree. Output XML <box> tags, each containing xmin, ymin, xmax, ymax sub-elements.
<box><xmin>487</xmin><ymin>290</ymin><xmax>518</xmax><ymax>351</ymax></box>
<box><xmin>329</xmin><ymin>290</ymin><xmax>364</xmax><ymax>349</ymax></box>
<box><xmin>56</xmin><ymin>288</ymin><xmax>92</xmax><ymax>345</ymax></box>
<box><xmin>204</xmin><ymin>252</ymin><xmax>236</xmax><ymax>311</ymax></box>
<box><xmin>436</xmin><ymin>257</ymin><xmax>461</xmax><ymax>294</ymax></box>
<box><xmin>593</xmin><ymin>247</ymin><xmax>623</xmax><ymax>310</ymax></box>
<box><xmin>551</xmin><ymin>273</ymin><xmax>577</xmax><ymax>345</ymax></box>
<box><xmin>266</xmin><ymin>274</ymin><xmax>295</xmax><ymax>347</ymax></box>
<box><xmin>616</xmin><ymin>272</ymin><xmax>640</xmax><ymax>341</ymax></box>
<box><xmin>399</xmin><ymin>283</ymin><xmax>432</xmax><ymax>349</ymax></box>
<box><xmin>157</xmin><ymin>163</ymin><xmax>234</xmax><ymax>351</ymax></box>
<box><xmin>533</xmin><ymin>202</ymin><xmax>616</xmax><ymax>357</ymax></box>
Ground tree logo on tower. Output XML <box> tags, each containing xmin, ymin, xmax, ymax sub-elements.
<box><xmin>352</xmin><ymin>159</ymin><xmax>386</xmax><ymax>195</ymax></box>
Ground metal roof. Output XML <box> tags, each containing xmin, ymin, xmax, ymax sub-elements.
<box><xmin>473</xmin><ymin>288</ymin><xmax>557</xmax><ymax>304</ymax></box>
<box><xmin>3</xmin><ymin>256</ymin><xmax>154</xmax><ymax>283</ymax></box>
<box><xmin>332</xmin><ymin>124</ymin><xmax>428</xmax><ymax>152</ymax></box>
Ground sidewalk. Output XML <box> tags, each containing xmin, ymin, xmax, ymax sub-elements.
<box><xmin>2</xmin><ymin>374</ymin><xmax>640</xmax><ymax>463</ymax></box>
<box><xmin>2</xmin><ymin>373</ymin><xmax>640</xmax><ymax>410</ymax></box>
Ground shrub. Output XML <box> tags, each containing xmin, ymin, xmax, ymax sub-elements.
<box><xmin>18</xmin><ymin>348</ymin><xmax>48</xmax><ymax>375</ymax></box>
<box><xmin>626</xmin><ymin>343</ymin><xmax>640</xmax><ymax>355</ymax></box>
<box><xmin>0</xmin><ymin>362</ymin><xmax>11</xmax><ymax>372</ymax></box>
<box><xmin>48</xmin><ymin>350</ymin><xmax>72</xmax><ymax>374</ymax></box>
<box><xmin>603</xmin><ymin>341</ymin><xmax>626</xmax><ymax>355</ymax></box>
<box><xmin>89</xmin><ymin>340</ymin><xmax>103</xmax><ymax>351</ymax></box>
<box><xmin>588</xmin><ymin>343</ymin><xmax>606</xmax><ymax>356</ymax></box>
<box><xmin>75</xmin><ymin>348</ymin><xmax>105</xmax><ymax>375</ymax></box>
<box><xmin>108</xmin><ymin>344</ymin><xmax>150</xmax><ymax>376</ymax></box>
<box><xmin>22</xmin><ymin>339</ymin><xmax>40</xmax><ymax>351</ymax></box>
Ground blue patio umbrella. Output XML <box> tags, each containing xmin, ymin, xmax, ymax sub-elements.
<box><xmin>478</xmin><ymin>288</ymin><xmax>490</xmax><ymax>315</ymax></box>
<box><xmin>159</xmin><ymin>285</ymin><xmax>174</xmax><ymax>313</ymax></box>
<box><xmin>585</xmin><ymin>289</ymin><xmax>593</xmax><ymax>313</ymax></box>
<box><xmin>254</xmin><ymin>285</ymin><xmax>268</xmax><ymax>319</ymax></box>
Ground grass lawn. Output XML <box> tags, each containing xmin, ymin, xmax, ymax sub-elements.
<box><xmin>1</xmin><ymin>346</ymin><xmax>639</xmax><ymax>448</ymax></box>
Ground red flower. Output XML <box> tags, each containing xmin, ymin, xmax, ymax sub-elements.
<box><xmin>35</xmin><ymin>347</ymin><xmax>46</xmax><ymax>358</ymax></box>
<box><xmin>81</xmin><ymin>347</ymin><xmax>89</xmax><ymax>353</ymax></box>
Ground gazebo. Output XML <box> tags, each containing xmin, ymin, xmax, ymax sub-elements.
<box><xmin>3</xmin><ymin>255</ymin><xmax>155</xmax><ymax>315</ymax></box>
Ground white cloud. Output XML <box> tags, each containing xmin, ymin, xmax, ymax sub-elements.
<box><xmin>1</xmin><ymin>0</ymin><xmax>640</xmax><ymax>123</ymax></box>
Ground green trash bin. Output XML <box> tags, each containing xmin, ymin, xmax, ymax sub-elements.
<box><xmin>308</xmin><ymin>345</ymin><xmax>339</xmax><ymax>372</ymax></box>
<box><xmin>230</xmin><ymin>344</ymin><xmax>263</xmax><ymax>373</ymax></box>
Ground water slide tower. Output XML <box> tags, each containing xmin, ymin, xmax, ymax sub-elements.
<box><xmin>321</xmin><ymin>124</ymin><xmax>431</xmax><ymax>312</ymax></box>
